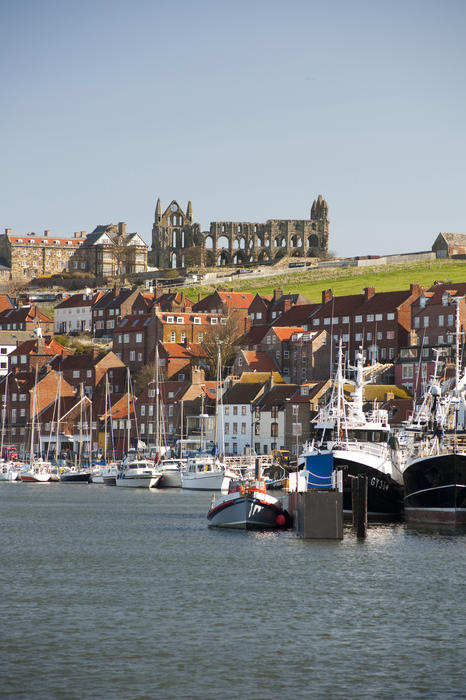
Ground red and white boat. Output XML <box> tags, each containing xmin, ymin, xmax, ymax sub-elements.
<box><xmin>207</xmin><ymin>478</ymin><xmax>289</xmax><ymax>530</ymax></box>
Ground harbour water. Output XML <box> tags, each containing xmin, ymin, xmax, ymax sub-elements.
<box><xmin>1</xmin><ymin>484</ymin><xmax>465</xmax><ymax>699</ymax></box>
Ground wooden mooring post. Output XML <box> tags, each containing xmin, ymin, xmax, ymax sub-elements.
<box><xmin>351</xmin><ymin>474</ymin><xmax>368</xmax><ymax>538</ymax></box>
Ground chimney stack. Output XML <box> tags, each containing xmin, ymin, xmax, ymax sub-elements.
<box><xmin>5</xmin><ymin>228</ymin><xmax>11</xmax><ymax>235</ymax></box>
<box><xmin>43</xmin><ymin>230</ymin><xmax>49</xmax><ymax>237</ymax></box>
<box><xmin>273</xmin><ymin>288</ymin><xmax>283</xmax><ymax>302</ymax></box>
<box><xmin>118</xmin><ymin>222</ymin><xmax>127</xmax><ymax>235</ymax></box>
<box><xmin>363</xmin><ymin>287</ymin><xmax>375</xmax><ymax>302</ymax></box>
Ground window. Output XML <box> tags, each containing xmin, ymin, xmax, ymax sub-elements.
<box><xmin>130</xmin><ymin>351</ymin><xmax>135</xmax><ymax>361</ymax></box>
<box><xmin>141</xmin><ymin>405</ymin><xmax>146</xmax><ymax>416</ymax></box>
<box><xmin>198</xmin><ymin>333</ymin><xmax>204</xmax><ymax>342</ymax></box>
<box><xmin>324</xmin><ymin>318</ymin><xmax>331</xmax><ymax>326</ymax></box>
<box><xmin>367</xmin><ymin>332</ymin><xmax>372</xmax><ymax>341</ymax></box>
<box><xmin>166</xmin><ymin>316</ymin><xmax>174</xmax><ymax>323</ymax></box>
<box><xmin>342</xmin><ymin>316</ymin><xmax>349</xmax><ymax>324</ymax></box>
<box><xmin>224</xmin><ymin>406</ymin><xmax>229</xmax><ymax>416</ymax></box>
<box><xmin>388</xmin><ymin>347</ymin><xmax>394</xmax><ymax>360</ymax></box>
<box><xmin>210</xmin><ymin>318</ymin><xmax>218</xmax><ymax>325</ymax></box>
<box><xmin>87</xmin><ymin>370</ymin><xmax>92</xmax><ymax>378</ymax></box>
<box><xmin>355</xmin><ymin>315</ymin><xmax>362</xmax><ymax>323</ymax></box>
<box><xmin>180</xmin><ymin>332</ymin><xmax>186</xmax><ymax>342</ymax></box>
<box><xmin>414</xmin><ymin>317</ymin><xmax>420</xmax><ymax>329</ymax></box>
<box><xmin>423</xmin><ymin>316</ymin><xmax>429</xmax><ymax>328</ymax></box>
<box><xmin>241</xmin><ymin>423</ymin><xmax>246</xmax><ymax>434</ymax></box>
<box><xmin>438</xmin><ymin>315</ymin><xmax>444</xmax><ymax>326</ymax></box>
<box><xmin>367</xmin><ymin>314</ymin><xmax>374</xmax><ymax>322</ymax></box>
<box><xmin>448</xmin><ymin>314</ymin><xmax>454</xmax><ymax>326</ymax></box>
<box><xmin>123</xmin><ymin>333</ymin><xmax>129</xmax><ymax>343</ymax></box>
<box><xmin>170</xmin><ymin>331</ymin><xmax>176</xmax><ymax>342</ymax></box>
<box><xmin>193</xmin><ymin>317</ymin><xmax>201</xmax><ymax>324</ymax></box>
<box><xmin>438</xmin><ymin>336</ymin><xmax>444</xmax><ymax>344</ymax></box>
<box><xmin>176</xmin><ymin>317</ymin><xmax>183</xmax><ymax>324</ymax></box>
<box><xmin>136</xmin><ymin>333</ymin><xmax>142</xmax><ymax>343</ymax></box>
<box><xmin>138</xmin><ymin>353</ymin><xmax>142</xmax><ymax>362</ymax></box>
<box><xmin>241</xmin><ymin>406</ymin><xmax>247</xmax><ymax>415</ymax></box>
<box><xmin>271</xmin><ymin>422</ymin><xmax>278</xmax><ymax>437</ymax></box>
<box><xmin>148</xmin><ymin>389</ymin><xmax>155</xmax><ymax>398</ymax></box>
<box><xmin>140</xmin><ymin>424</ymin><xmax>145</xmax><ymax>434</ymax></box>
<box><xmin>292</xmin><ymin>405</ymin><xmax>298</xmax><ymax>416</ymax></box>
<box><xmin>355</xmin><ymin>333</ymin><xmax>362</xmax><ymax>341</ymax></box>
<box><xmin>232</xmin><ymin>422</ymin><xmax>238</xmax><ymax>434</ymax></box>
<box><xmin>256</xmin><ymin>312</ymin><xmax>262</xmax><ymax>320</ymax></box>
<box><xmin>225</xmin><ymin>423</ymin><xmax>229</xmax><ymax>434</ymax></box>
<box><xmin>387</xmin><ymin>331</ymin><xmax>395</xmax><ymax>340</ymax></box>
<box><xmin>168</xmin><ymin>405</ymin><xmax>174</xmax><ymax>416</ymax></box>
<box><xmin>375</xmin><ymin>314</ymin><xmax>383</xmax><ymax>321</ymax></box>
<box><xmin>312</xmin><ymin>319</ymin><xmax>319</xmax><ymax>326</ymax></box>
<box><xmin>283</xmin><ymin>350</ymin><xmax>289</xmax><ymax>359</ymax></box>
<box><xmin>73</xmin><ymin>370</ymin><xmax>80</xmax><ymax>378</ymax></box>
<box><xmin>233</xmin><ymin>406</ymin><xmax>238</xmax><ymax>415</ymax></box>
<box><xmin>387</xmin><ymin>312</ymin><xmax>395</xmax><ymax>320</ymax></box>
<box><xmin>292</xmin><ymin>423</ymin><xmax>302</xmax><ymax>436</ymax></box>
<box><xmin>402</xmin><ymin>364</ymin><xmax>413</xmax><ymax>379</ymax></box>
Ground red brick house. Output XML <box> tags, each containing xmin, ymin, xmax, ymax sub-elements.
<box><xmin>113</xmin><ymin>314</ymin><xmax>156</xmax><ymax>369</ymax></box>
<box><xmin>92</xmin><ymin>286</ymin><xmax>148</xmax><ymax>337</ymax></box>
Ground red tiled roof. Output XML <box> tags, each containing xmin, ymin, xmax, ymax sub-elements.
<box><xmin>8</xmin><ymin>235</ymin><xmax>81</xmax><ymax>246</ymax></box>
<box><xmin>271</xmin><ymin>326</ymin><xmax>305</xmax><ymax>341</ymax></box>
<box><xmin>242</xmin><ymin>351</ymin><xmax>279</xmax><ymax>372</ymax></box>
<box><xmin>217</xmin><ymin>291</ymin><xmax>255</xmax><ymax>308</ymax></box>
<box><xmin>55</xmin><ymin>292</ymin><xmax>102</xmax><ymax>309</ymax></box>
<box><xmin>272</xmin><ymin>303</ymin><xmax>319</xmax><ymax>326</ymax></box>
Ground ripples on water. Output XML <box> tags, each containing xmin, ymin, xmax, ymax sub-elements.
<box><xmin>1</xmin><ymin>484</ymin><xmax>465</xmax><ymax>700</ymax></box>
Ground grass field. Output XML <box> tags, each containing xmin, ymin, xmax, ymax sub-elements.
<box><xmin>184</xmin><ymin>259</ymin><xmax>466</xmax><ymax>303</ymax></box>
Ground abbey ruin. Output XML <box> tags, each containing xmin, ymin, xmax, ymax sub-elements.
<box><xmin>148</xmin><ymin>196</ymin><xmax>330</xmax><ymax>269</ymax></box>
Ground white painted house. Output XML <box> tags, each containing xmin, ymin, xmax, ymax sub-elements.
<box><xmin>54</xmin><ymin>291</ymin><xmax>102</xmax><ymax>334</ymax></box>
<box><xmin>220</xmin><ymin>382</ymin><xmax>265</xmax><ymax>456</ymax></box>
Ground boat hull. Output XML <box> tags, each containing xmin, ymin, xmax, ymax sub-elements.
<box><xmin>207</xmin><ymin>490</ymin><xmax>286</xmax><ymax>529</ymax></box>
<box><xmin>158</xmin><ymin>470</ymin><xmax>182</xmax><ymax>488</ymax></box>
<box><xmin>115</xmin><ymin>473</ymin><xmax>161</xmax><ymax>488</ymax></box>
<box><xmin>403</xmin><ymin>452</ymin><xmax>466</xmax><ymax>524</ymax></box>
<box><xmin>20</xmin><ymin>472</ymin><xmax>52</xmax><ymax>483</ymax></box>
<box><xmin>60</xmin><ymin>472</ymin><xmax>91</xmax><ymax>483</ymax></box>
<box><xmin>181</xmin><ymin>471</ymin><xmax>231</xmax><ymax>491</ymax></box>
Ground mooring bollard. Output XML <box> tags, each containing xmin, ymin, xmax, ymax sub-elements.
<box><xmin>351</xmin><ymin>474</ymin><xmax>368</xmax><ymax>538</ymax></box>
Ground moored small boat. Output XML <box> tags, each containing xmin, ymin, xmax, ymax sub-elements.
<box><xmin>60</xmin><ymin>467</ymin><xmax>92</xmax><ymax>483</ymax></box>
<box><xmin>207</xmin><ymin>478</ymin><xmax>290</xmax><ymax>529</ymax></box>
<box><xmin>115</xmin><ymin>459</ymin><xmax>161</xmax><ymax>488</ymax></box>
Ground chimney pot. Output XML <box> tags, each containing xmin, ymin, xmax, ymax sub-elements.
<box><xmin>44</xmin><ymin>230</ymin><xmax>49</xmax><ymax>237</ymax></box>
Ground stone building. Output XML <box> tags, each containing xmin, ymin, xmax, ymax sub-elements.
<box><xmin>432</xmin><ymin>233</ymin><xmax>466</xmax><ymax>258</ymax></box>
<box><xmin>149</xmin><ymin>195</ymin><xmax>330</xmax><ymax>269</ymax></box>
<box><xmin>0</xmin><ymin>229</ymin><xmax>83</xmax><ymax>282</ymax></box>
<box><xmin>72</xmin><ymin>222</ymin><xmax>147</xmax><ymax>278</ymax></box>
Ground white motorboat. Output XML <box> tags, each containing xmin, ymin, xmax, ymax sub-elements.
<box><xmin>157</xmin><ymin>459</ymin><xmax>184</xmax><ymax>488</ymax></box>
<box><xmin>181</xmin><ymin>456</ymin><xmax>237</xmax><ymax>491</ymax></box>
<box><xmin>0</xmin><ymin>461</ymin><xmax>20</xmax><ymax>482</ymax></box>
<box><xmin>20</xmin><ymin>460</ymin><xmax>53</xmax><ymax>483</ymax></box>
<box><xmin>115</xmin><ymin>459</ymin><xmax>162</xmax><ymax>488</ymax></box>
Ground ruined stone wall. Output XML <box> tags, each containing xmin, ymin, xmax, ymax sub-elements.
<box><xmin>150</xmin><ymin>196</ymin><xmax>329</xmax><ymax>270</ymax></box>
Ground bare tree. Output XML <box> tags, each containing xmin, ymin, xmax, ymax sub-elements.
<box><xmin>202</xmin><ymin>313</ymin><xmax>244</xmax><ymax>380</ymax></box>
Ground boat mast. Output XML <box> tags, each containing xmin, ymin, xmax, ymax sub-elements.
<box><xmin>56</xmin><ymin>372</ymin><xmax>62</xmax><ymax>462</ymax></box>
<box><xmin>155</xmin><ymin>344</ymin><xmax>160</xmax><ymax>452</ymax></box>
<box><xmin>78</xmin><ymin>383</ymin><xmax>83</xmax><ymax>469</ymax></box>
<box><xmin>104</xmin><ymin>373</ymin><xmax>108</xmax><ymax>463</ymax></box>
<box><xmin>29</xmin><ymin>365</ymin><xmax>38</xmax><ymax>462</ymax></box>
<box><xmin>126</xmin><ymin>367</ymin><xmax>131</xmax><ymax>455</ymax></box>
<box><xmin>0</xmin><ymin>373</ymin><xmax>8</xmax><ymax>461</ymax></box>
<box><xmin>180</xmin><ymin>399</ymin><xmax>184</xmax><ymax>459</ymax></box>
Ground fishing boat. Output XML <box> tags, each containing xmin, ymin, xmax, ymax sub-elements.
<box><xmin>402</xmin><ymin>313</ymin><xmax>466</xmax><ymax>524</ymax></box>
<box><xmin>207</xmin><ymin>477</ymin><xmax>289</xmax><ymax>529</ymax></box>
<box><xmin>299</xmin><ymin>343</ymin><xmax>404</xmax><ymax>518</ymax></box>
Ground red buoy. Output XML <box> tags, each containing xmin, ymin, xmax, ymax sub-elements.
<box><xmin>276</xmin><ymin>513</ymin><xmax>286</xmax><ymax>527</ymax></box>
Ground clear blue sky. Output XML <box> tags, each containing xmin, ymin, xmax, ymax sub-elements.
<box><xmin>1</xmin><ymin>0</ymin><xmax>465</xmax><ymax>257</ymax></box>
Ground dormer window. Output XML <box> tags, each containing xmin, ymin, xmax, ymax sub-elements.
<box><xmin>420</xmin><ymin>295</ymin><xmax>427</xmax><ymax>309</ymax></box>
<box><xmin>442</xmin><ymin>292</ymin><xmax>449</xmax><ymax>306</ymax></box>
<box><xmin>210</xmin><ymin>317</ymin><xmax>218</xmax><ymax>324</ymax></box>
<box><xmin>166</xmin><ymin>316</ymin><xmax>174</xmax><ymax>324</ymax></box>
<box><xmin>176</xmin><ymin>317</ymin><xmax>184</xmax><ymax>324</ymax></box>
<box><xmin>193</xmin><ymin>317</ymin><xmax>201</xmax><ymax>324</ymax></box>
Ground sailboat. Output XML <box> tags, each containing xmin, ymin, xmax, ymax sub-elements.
<box><xmin>0</xmin><ymin>375</ymin><xmax>19</xmax><ymax>482</ymax></box>
<box><xmin>21</xmin><ymin>367</ymin><xmax>53</xmax><ymax>483</ymax></box>
<box><xmin>60</xmin><ymin>384</ymin><xmax>91</xmax><ymax>483</ymax></box>
<box><xmin>115</xmin><ymin>369</ymin><xmax>161</xmax><ymax>488</ymax></box>
<box><xmin>181</xmin><ymin>346</ymin><xmax>237</xmax><ymax>491</ymax></box>
<box><xmin>299</xmin><ymin>341</ymin><xmax>404</xmax><ymax>517</ymax></box>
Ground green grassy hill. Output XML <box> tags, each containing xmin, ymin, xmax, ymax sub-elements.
<box><xmin>184</xmin><ymin>259</ymin><xmax>466</xmax><ymax>302</ymax></box>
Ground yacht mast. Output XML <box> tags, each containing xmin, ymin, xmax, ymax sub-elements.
<box><xmin>0</xmin><ymin>374</ymin><xmax>8</xmax><ymax>461</ymax></box>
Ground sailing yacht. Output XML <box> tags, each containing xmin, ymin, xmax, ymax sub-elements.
<box><xmin>299</xmin><ymin>342</ymin><xmax>404</xmax><ymax>517</ymax></box>
<box><xmin>60</xmin><ymin>384</ymin><xmax>91</xmax><ymax>483</ymax></box>
<box><xmin>0</xmin><ymin>375</ymin><xmax>19</xmax><ymax>482</ymax></box>
<box><xmin>21</xmin><ymin>368</ymin><xmax>53</xmax><ymax>483</ymax></box>
<box><xmin>181</xmin><ymin>346</ymin><xmax>237</xmax><ymax>491</ymax></box>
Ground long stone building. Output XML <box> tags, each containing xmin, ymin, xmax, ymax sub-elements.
<box><xmin>148</xmin><ymin>196</ymin><xmax>330</xmax><ymax>269</ymax></box>
<box><xmin>0</xmin><ymin>228</ymin><xmax>83</xmax><ymax>282</ymax></box>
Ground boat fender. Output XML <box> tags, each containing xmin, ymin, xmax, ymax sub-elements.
<box><xmin>276</xmin><ymin>513</ymin><xmax>286</xmax><ymax>527</ymax></box>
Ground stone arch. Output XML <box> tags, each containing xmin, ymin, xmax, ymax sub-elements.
<box><xmin>264</xmin><ymin>237</ymin><xmax>270</xmax><ymax>247</ymax></box>
<box><xmin>274</xmin><ymin>237</ymin><xmax>281</xmax><ymax>247</ymax></box>
<box><xmin>258</xmin><ymin>250</ymin><xmax>270</xmax><ymax>263</ymax></box>
<box><xmin>171</xmin><ymin>252</ymin><xmax>178</xmax><ymax>268</ymax></box>
<box><xmin>249</xmin><ymin>254</ymin><xmax>255</xmax><ymax>263</ymax></box>
<box><xmin>290</xmin><ymin>235</ymin><xmax>303</xmax><ymax>248</ymax></box>
<box><xmin>172</xmin><ymin>230</ymin><xmax>178</xmax><ymax>247</ymax></box>
<box><xmin>239</xmin><ymin>237</ymin><xmax>246</xmax><ymax>249</ymax></box>
<box><xmin>256</xmin><ymin>236</ymin><xmax>263</xmax><ymax>248</ymax></box>
<box><xmin>204</xmin><ymin>235</ymin><xmax>214</xmax><ymax>249</ymax></box>
<box><xmin>274</xmin><ymin>249</ymin><xmax>286</xmax><ymax>261</ymax></box>
<box><xmin>249</xmin><ymin>239</ymin><xmax>254</xmax><ymax>249</ymax></box>
<box><xmin>217</xmin><ymin>251</ymin><xmax>230</xmax><ymax>266</ymax></box>
<box><xmin>181</xmin><ymin>230</ymin><xmax>185</xmax><ymax>247</ymax></box>
<box><xmin>281</xmin><ymin>237</ymin><xmax>286</xmax><ymax>247</ymax></box>
<box><xmin>308</xmin><ymin>234</ymin><xmax>319</xmax><ymax>248</ymax></box>
<box><xmin>233</xmin><ymin>239</ymin><xmax>239</xmax><ymax>250</ymax></box>
<box><xmin>233</xmin><ymin>250</ymin><xmax>246</xmax><ymax>265</ymax></box>
<box><xmin>291</xmin><ymin>249</ymin><xmax>304</xmax><ymax>257</ymax></box>
<box><xmin>218</xmin><ymin>235</ymin><xmax>229</xmax><ymax>249</ymax></box>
